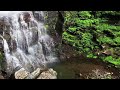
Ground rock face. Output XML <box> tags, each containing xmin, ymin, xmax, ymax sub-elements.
<box><xmin>44</xmin><ymin>11</ymin><xmax>64</xmax><ymax>60</ymax></box>
<box><xmin>15</xmin><ymin>68</ymin><xmax>30</xmax><ymax>79</ymax></box>
<box><xmin>37</xmin><ymin>68</ymin><xmax>57</xmax><ymax>79</ymax></box>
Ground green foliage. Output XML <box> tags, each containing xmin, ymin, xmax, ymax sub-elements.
<box><xmin>96</xmin><ymin>24</ymin><xmax>120</xmax><ymax>32</ymax></box>
<box><xmin>81</xmin><ymin>33</ymin><xmax>94</xmax><ymax>49</ymax></box>
<box><xmin>102</xmin><ymin>56</ymin><xmax>120</xmax><ymax>66</ymax></box>
<box><xmin>63</xmin><ymin>31</ymin><xmax>79</xmax><ymax>46</ymax></box>
<box><xmin>77</xmin><ymin>19</ymin><xmax>95</xmax><ymax>27</ymax></box>
<box><xmin>63</xmin><ymin>11</ymin><xmax>120</xmax><ymax>67</ymax></box>
<box><xmin>68</xmin><ymin>27</ymin><xmax>77</xmax><ymax>33</ymax></box>
<box><xmin>95</xmin><ymin>11</ymin><xmax>120</xmax><ymax>17</ymax></box>
<box><xmin>78</xmin><ymin>11</ymin><xmax>91</xmax><ymax>19</ymax></box>
<box><xmin>114</xmin><ymin>37</ymin><xmax>120</xmax><ymax>44</ymax></box>
<box><xmin>97</xmin><ymin>36</ymin><xmax>114</xmax><ymax>45</ymax></box>
<box><xmin>87</xmin><ymin>53</ymin><xmax>97</xmax><ymax>58</ymax></box>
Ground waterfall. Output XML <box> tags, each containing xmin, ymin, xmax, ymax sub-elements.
<box><xmin>0</xmin><ymin>11</ymin><xmax>58</xmax><ymax>76</ymax></box>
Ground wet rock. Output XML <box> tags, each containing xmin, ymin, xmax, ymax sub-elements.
<box><xmin>102</xmin><ymin>50</ymin><xmax>113</xmax><ymax>56</ymax></box>
<box><xmin>3</xmin><ymin>33</ymin><xmax>11</xmax><ymax>42</ymax></box>
<box><xmin>37</xmin><ymin>68</ymin><xmax>57</xmax><ymax>79</ymax></box>
<box><xmin>23</xmin><ymin>12</ymin><xmax>31</xmax><ymax>23</ymax></box>
<box><xmin>15</xmin><ymin>68</ymin><xmax>30</xmax><ymax>79</ymax></box>
<box><xmin>11</xmin><ymin>40</ymin><xmax>17</xmax><ymax>52</ymax></box>
<box><xmin>0</xmin><ymin>37</ymin><xmax>3</xmax><ymax>51</ymax></box>
<box><xmin>0</xmin><ymin>73</ymin><xmax>4</xmax><ymax>79</ymax></box>
<box><xmin>86</xmin><ymin>69</ymin><xmax>116</xmax><ymax>79</ymax></box>
<box><xmin>101</xmin><ymin>44</ymin><xmax>108</xmax><ymax>49</ymax></box>
<box><xmin>33</xmin><ymin>11</ymin><xmax>45</xmax><ymax>22</ymax></box>
<box><xmin>25</xmin><ymin>68</ymin><xmax>41</xmax><ymax>79</ymax></box>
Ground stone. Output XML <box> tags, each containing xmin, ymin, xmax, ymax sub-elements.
<box><xmin>37</xmin><ymin>68</ymin><xmax>57</xmax><ymax>79</ymax></box>
<box><xmin>0</xmin><ymin>74</ymin><xmax>4</xmax><ymax>79</ymax></box>
<box><xmin>25</xmin><ymin>68</ymin><xmax>41</xmax><ymax>79</ymax></box>
<box><xmin>102</xmin><ymin>50</ymin><xmax>112</xmax><ymax>55</ymax></box>
<box><xmin>15</xmin><ymin>68</ymin><xmax>30</xmax><ymax>79</ymax></box>
<box><xmin>23</xmin><ymin>12</ymin><xmax>31</xmax><ymax>23</ymax></box>
<box><xmin>87</xmin><ymin>69</ymin><xmax>115</xmax><ymax>79</ymax></box>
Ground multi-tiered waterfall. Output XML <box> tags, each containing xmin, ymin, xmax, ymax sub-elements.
<box><xmin>0</xmin><ymin>11</ymin><xmax>58</xmax><ymax>76</ymax></box>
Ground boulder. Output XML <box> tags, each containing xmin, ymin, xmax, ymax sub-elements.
<box><xmin>0</xmin><ymin>74</ymin><xmax>4</xmax><ymax>79</ymax></box>
<box><xmin>15</xmin><ymin>68</ymin><xmax>30</xmax><ymax>79</ymax></box>
<box><xmin>25</xmin><ymin>68</ymin><xmax>41</xmax><ymax>79</ymax></box>
<box><xmin>37</xmin><ymin>68</ymin><xmax>57</xmax><ymax>79</ymax></box>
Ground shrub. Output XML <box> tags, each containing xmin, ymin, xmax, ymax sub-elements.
<box><xmin>63</xmin><ymin>11</ymin><xmax>120</xmax><ymax>67</ymax></box>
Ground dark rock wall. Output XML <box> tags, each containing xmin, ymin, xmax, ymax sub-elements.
<box><xmin>44</xmin><ymin>11</ymin><xmax>64</xmax><ymax>60</ymax></box>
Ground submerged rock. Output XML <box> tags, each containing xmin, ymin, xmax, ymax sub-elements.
<box><xmin>37</xmin><ymin>68</ymin><xmax>57</xmax><ymax>79</ymax></box>
<box><xmin>15</xmin><ymin>68</ymin><xmax>30</xmax><ymax>79</ymax></box>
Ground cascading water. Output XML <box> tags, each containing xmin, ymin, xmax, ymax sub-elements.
<box><xmin>0</xmin><ymin>11</ymin><xmax>58</xmax><ymax>76</ymax></box>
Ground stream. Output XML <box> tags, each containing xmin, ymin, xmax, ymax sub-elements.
<box><xmin>53</xmin><ymin>55</ymin><xmax>120</xmax><ymax>79</ymax></box>
<box><xmin>52</xmin><ymin>44</ymin><xmax>120</xmax><ymax>79</ymax></box>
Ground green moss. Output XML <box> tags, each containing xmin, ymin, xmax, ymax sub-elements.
<box><xmin>78</xmin><ymin>11</ymin><xmax>91</xmax><ymax>19</ymax></box>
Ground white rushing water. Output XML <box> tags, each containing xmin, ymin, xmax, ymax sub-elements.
<box><xmin>0</xmin><ymin>11</ymin><xmax>58</xmax><ymax>75</ymax></box>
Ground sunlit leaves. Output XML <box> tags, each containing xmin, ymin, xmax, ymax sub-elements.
<box><xmin>103</xmin><ymin>56</ymin><xmax>120</xmax><ymax>66</ymax></box>
<box><xmin>63</xmin><ymin>11</ymin><xmax>120</xmax><ymax>66</ymax></box>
